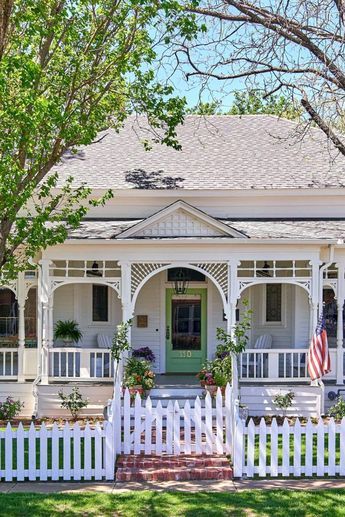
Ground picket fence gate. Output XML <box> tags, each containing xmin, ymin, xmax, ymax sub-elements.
<box><xmin>0</xmin><ymin>420</ymin><xmax>115</xmax><ymax>482</ymax></box>
<box><xmin>233</xmin><ymin>415</ymin><xmax>345</xmax><ymax>478</ymax></box>
<box><xmin>108</xmin><ymin>384</ymin><xmax>234</xmax><ymax>456</ymax></box>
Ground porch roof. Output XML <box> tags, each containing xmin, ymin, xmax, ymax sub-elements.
<box><xmin>67</xmin><ymin>218</ymin><xmax>345</xmax><ymax>241</ymax></box>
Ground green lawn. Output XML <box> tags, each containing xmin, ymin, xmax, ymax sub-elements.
<box><xmin>0</xmin><ymin>489</ymin><xmax>344</xmax><ymax>516</ymax></box>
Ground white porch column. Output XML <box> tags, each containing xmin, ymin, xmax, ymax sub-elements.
<box><xmin>17</xmin><ymin>272</ymin><xmax>26</xmax><ymax>382</ymax></box>
<box><xmin>118</xmin><ymin>262</ymin><xmax>133</xmax><ymax>383</ymax></box>
<box><xmin>309</xmin><ymin>260</ymin><xmax>320</xmax><ymax>338</ymax></box>
<box><xmin>38</xmin><ymin>259</ymin><xmax>51</xmax><ymax>385</ymax></box>
<box><xmin>228</xmin><ymin>260</ymin><xmax>240</xmax><ymax>400</ymax></box>
<box><xmin>48</xmin><ymin>294</ymin><xmax>54</xmax><ymax>348</ymax></box>
<box><xmin>336</xmin><ymin>263</ymin><xmax>345</xmax><ymax>385</ymax></box>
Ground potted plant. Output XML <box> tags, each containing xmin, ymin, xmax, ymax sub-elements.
<box><xmin>123</xmin><ymin>357</ymin><xmax>155</xmax><ymax>398</ymax></box>
<box><xmin>197</xmin><ymin>345</ymin><xmax>232</xmax><ymax>396</ymax></box>
<box><xmin>132</xmin><ymin>346</ymin><xmax>155</xmax><ymax>363</ymax></box>
<box><xmin>54</xmin><ymin>320</ymin><xmax>83</xmax><ymax>346</ymax></box>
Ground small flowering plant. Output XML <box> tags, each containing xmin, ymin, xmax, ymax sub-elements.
<box><xmin>197</xmin><ymin>344</ymin><xmax>232</xmax><ymax>389</ymax></box>
<box><xmin>0</xmin><ymin>397</ymin><xmax>24</xmax><ymax>421</ymax></box>
<box><xmin>132</xmin><ymin>347</ymin><xmax>155</xmax><ymax>363</ymax></box>
<box><xmin>123</xmin><ymin>357</ymin><xmax>155</xmax><ymax>391</ymax></box>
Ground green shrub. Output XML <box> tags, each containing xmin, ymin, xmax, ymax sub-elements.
<box><xmin>273</xmin><ymin>391</ymin><xmax>295</xmax><ymax>417</ymax></box>
<box><xmin>58</xmin><ymin>387</ymin><xmax>88</xmax><ymax>419</ymax></box>
<box><xmin>329</xmin><ymin>397</ymin><xmax>345</xmax><ymax>419</ymax></box>
<box><xmin>0</xmin><ymin>397</ymin><xmax>23</xmax><ymax>421</ymax></box>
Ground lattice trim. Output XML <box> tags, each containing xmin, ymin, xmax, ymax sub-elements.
<box><xmin>131</xmin><ymin>263</ymin><xmax>169</xmax><ymax>296</ymax></box>
<box><xmin>191</xmin><ymin>262</ymin><xmax>229</xmax><ymax>300</ymax></box>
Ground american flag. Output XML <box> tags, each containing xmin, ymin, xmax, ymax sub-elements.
<box><xmin>307</xmin><ymin>312</ymin><xmax>331</xmax><ymax>381</ymax></box>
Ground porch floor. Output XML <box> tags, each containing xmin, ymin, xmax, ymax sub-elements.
<box><xmin>155</xmin><ymin>374</ymin><xmax>199</xmax><ymax>388</ymax></box>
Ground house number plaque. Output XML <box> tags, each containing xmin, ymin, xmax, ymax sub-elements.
<box><xmin>179</xmin><ymin>351</ymin><xmax>192</xmax><ymax>358</ymax></box>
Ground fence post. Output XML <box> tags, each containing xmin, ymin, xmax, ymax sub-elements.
<box><xmin>224</xmin><ymin>383</ymin><xmax>232</xmax><ymax>455</ymax></box>
<box><xmin>233</xmin><ymin>417</ymin><xmax>244</xmax><ymax>478</ymax></box>
<box><xmin>105</xmin><ymin>421</ymin><xmax>115</xmax><ymax>480</ymax></box>
<box><xmin>5</xmin><ymin>423</ymin><xmax>13</xmax><ymax>482</ymax></box>
<box><xmin>114</xmin><ymin>382</ymin><xmax>122</xmax><ymax>455</ymax></box>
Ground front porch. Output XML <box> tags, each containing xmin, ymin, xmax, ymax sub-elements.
<box><xmin>0</xmin><ymin>250</ymin><xmax>344</xmax><ymax>418</ymax></box>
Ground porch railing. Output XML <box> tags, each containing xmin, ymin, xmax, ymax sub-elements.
<box><xmin>0</xmin><ymin>349</ymin><xmax>18</xmax><ymax>378</ymax></box>
<box><xmin>240</xmin><ymin>348</ymin><xmax>338</xmax><ymax>382</ymax></box>
<box><xmin>49</xmin><ymin>348</ymin><xmax>114</xmax><ymax>380</ymax></box>
<box><xmin>0</xmin><ymin>317</ymin><xmax>36</xmax><ymax>338</ymax></box>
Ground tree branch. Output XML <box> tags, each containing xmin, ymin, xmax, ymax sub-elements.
<box><xmin>301</xmin><ymin>96</ymin><xmax>345</xmax><ymax>156</ymax></box>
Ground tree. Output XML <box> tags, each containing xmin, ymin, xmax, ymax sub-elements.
<box><xmin>0</xmin><ymin>0</ymin><xmax>187</xmax><ymax>278</ymax></box>
<box><xmin>187</xmin><ymin>100</ymin><xmax>222</xmax><ymax>115</ymax></box>
<box><xmin>172</xmin><ymin>0</ymin><xmax>345</xmax><ymax>156</ymax></box>
<box><xmin>228</xmin><ymin>90</ymin><xmax>301</xmax><ymax>119</ymax></box>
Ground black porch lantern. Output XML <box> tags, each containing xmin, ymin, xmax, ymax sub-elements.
<box><xmin>173</xmin><ymin>268</ymin><xmax>189</xmax><ymax>295</ymax></box>
<box><xmin>87</xmin><ymin>261</ymin><xmax>102</xmax><ymax>277</ymax></box>
<box><xmin>258</xmin><ymin>261</ymin><xmax>271</xmax><ymax>277</ymax></box>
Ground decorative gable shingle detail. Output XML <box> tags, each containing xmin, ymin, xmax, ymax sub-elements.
<box><xmin>134</xmin><ymin>208</ymin><xmax>225</xmax><ymax>237</ymax></box>
<box><xmin>117</xmin><ymin>200</ymin><xmax>247</xmax><ymax>239</ymax></box>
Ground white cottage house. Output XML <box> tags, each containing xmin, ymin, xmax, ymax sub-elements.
<box><xmin>2</xmin><ymin>114</ymin><xmax>345</xmax><ymax>417</ymax></box>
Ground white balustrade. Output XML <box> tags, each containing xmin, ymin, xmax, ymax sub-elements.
<box><xmin>49</xmin><ymin>348</ymin><xmax>114</xmax><ymax>380</ymax></box>
<box><xmin>240</xmin><ymin>348</ymin><xmax>338</xmax><ymax>382</ymax></box>
<box><xmin>0</xmin><ymin>349</ymin><xmax>18</xmax><ymax>378</ymax></box>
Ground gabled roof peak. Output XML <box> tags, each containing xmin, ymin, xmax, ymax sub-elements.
<box><xmin>117</xmin><ymin>200</ymin><xmax>247</xmax><ymax>239</ymax></box>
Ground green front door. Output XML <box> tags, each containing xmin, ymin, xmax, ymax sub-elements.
<box><xmin>166</xmin><ymin>288</ymin><xmax>207</xmax><ymax>373</ymax></box>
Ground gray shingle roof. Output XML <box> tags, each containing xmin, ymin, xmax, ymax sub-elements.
<box><xmin>67</xmin><ymin>219</ymin><xmax>345</xmax><ymax>240</ymax></box>
<box><xmin>54</xmin><ymin>115</ymin><xmax>345</xmax><ymax>191</ymax></box>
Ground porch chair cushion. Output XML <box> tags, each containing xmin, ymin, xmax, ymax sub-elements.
<box><xmin>97</xmin><ymin>334</ymin><xmax>112</xmax><ymax>349</ymax></box>
<box><xmin>254</xmin><ymin>334</ymin><xmax>272</xmax><ymax>349</ymax></box>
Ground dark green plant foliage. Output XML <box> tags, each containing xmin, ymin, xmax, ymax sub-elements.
<box><xmin>54</xmin><ymin>320</ymin><xmax>82</xmax><ymax>343</ymax></box>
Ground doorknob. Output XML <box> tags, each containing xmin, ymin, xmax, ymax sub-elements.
<box><xmin>166</xmin><ymin>326</ymin><xmax>170</xmax><ymax>339</ymax></box>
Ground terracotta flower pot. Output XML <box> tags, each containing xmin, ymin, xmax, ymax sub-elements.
<box><xmin>205</xmin><ymin>385</ymin><xmax>218</xmax><ymax>397</ymax></box>
<box><xmin>123</xmin><ymin>385</ymin><xmax>144</xmax><ymax>398</ymax></box>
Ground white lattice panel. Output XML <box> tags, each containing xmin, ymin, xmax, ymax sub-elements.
<box><xmin>191</xmin><ymin>263</ymin><xmax>229</xmax><ymax>300</ymax></box>
<box><xmin>131</xmin><ymin>263</ymin><xmax>169</xmax><ymax>296</ymax></box>
<box><xmin>134</xmin><ymin>209</ymin><xmax>225</xmax><ymax>237</ymax></box>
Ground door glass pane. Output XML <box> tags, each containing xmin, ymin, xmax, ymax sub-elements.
<box><xmin>172</xmin><ymin>299</ymin><xmax>201</xmax><ymax>350</ymax></box>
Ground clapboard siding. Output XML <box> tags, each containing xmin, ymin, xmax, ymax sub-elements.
<box><xmin>132</xmin><ymin>273</ymin><xmax>162</xmax><ymax>371</ymax></box>
<box><xmin>53</xmin><ymin>284</ymin><xmax>122</xmax><ymax>348</ymax></box>
<box><xmin>240</xmin><ymin>385</ymin><xmax>322</xmax><ymax>418</ymax></box>
<box><xmin>249</xmin><ymin>284</ymin><xmax>294</xmax><ymax>348</ymax></box>
<box><xmin>294</xmin><ymin>285</ymin><xmax>310</xmax><ymax>348</ymax></box>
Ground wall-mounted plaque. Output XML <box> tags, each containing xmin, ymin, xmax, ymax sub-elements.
<box><xmin>137</xmin><ymin>315</ymin><xmax>148</xmax><ymax>328</ymax></box>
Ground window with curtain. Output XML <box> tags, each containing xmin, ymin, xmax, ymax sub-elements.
<box><xmin>92</xmin><ymin>285</ymin><xmax>108</xmax><ymax>322</ymax></box>
<box><xmin>265</xmin><ymin>284</ymin><xmax>282</xmax><ymax>322</ymax></box>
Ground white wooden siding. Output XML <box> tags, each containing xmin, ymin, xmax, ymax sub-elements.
<box><xmin>249</xmin><ymin>284</ymin><xmax>294</xmax><ymax>348</ymax></box>
<box><xmin>293</xmin><ymin>285</ymin><xmax>310</xmax><ymax>348</ymax></box>
<box><xmin>53</xmin><ymin>284</ymin><xmax>121</xmax><ymax>348</ymax></box>
<box><xmin>132</xmin><ymin>272</ymin><xmax>162</xmax><ymax>371</ymax></box>
<box><xmin>84</xmin><ymin>192</ymin><xmax>345</xmax><ymax>219</ymax></box>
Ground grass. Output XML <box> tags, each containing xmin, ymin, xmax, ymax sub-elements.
<box><xmin>247</xmin><ymin>434</ymin><xmax>341</xmax><ymax>467</ymax></box>
<box><xmin>0</xmin><ymin>489</ymin><xmax>345</xmax><ymax>516</ymax></box>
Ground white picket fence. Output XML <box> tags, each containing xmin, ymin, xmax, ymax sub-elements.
<box><xmin>0</xmin><ymin>421</ymin><xmax>115</xmax><ymax>482</ymax></box>
<box><xmin>108</xmin><ymin>384</ymin><xmax>234</xmax><ymax>456</ymax></box>
<box><xmin>233</xmin><ymin>415</ymin><xmax>345</xmax><ymax>478</ymax></box>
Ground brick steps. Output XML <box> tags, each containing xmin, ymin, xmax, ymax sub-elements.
<box><xmin>116</xmin><ymin>454</ymin><xmax>233</xmax><ymax>482</ymax></box>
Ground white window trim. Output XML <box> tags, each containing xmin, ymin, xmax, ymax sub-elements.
<box><xmin>261</xmin><ymin>283</ymin><xmax>287</xmax><ymax>327</ymax></box>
